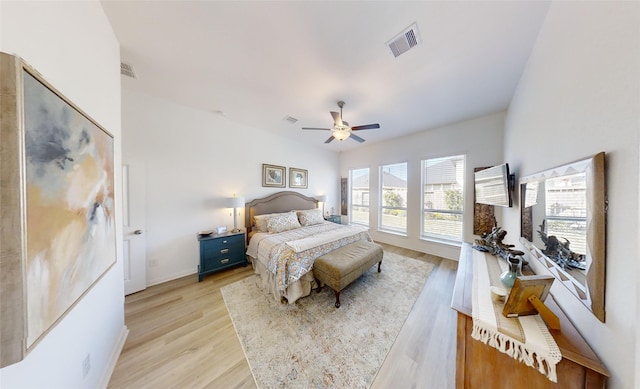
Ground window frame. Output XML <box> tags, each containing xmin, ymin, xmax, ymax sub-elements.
<box><xmin>378</xmin><ymin>162</ymin><xmax>408</xmax><ymax>235</ymax></box>
<box><xmin>349</xmin><ymin>167</ymin><xmax>370</xmax><ymax>227</ymax></box>
<box><xmin>421</xmin><ymin>154</ymin><xmax>466</xmax><ymax>244</ymax></box>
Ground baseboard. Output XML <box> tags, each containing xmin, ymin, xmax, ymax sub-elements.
<box><xmin>98</xmin><ymin>325</ymin><xmax>129</xmax><ymax>389</ymax></box>
<box><xmin>147</xmin><ymin>269</ymin><xmax>196</xmax><ymax>287</ymax></box>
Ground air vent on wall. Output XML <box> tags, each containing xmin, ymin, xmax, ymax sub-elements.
<box><xmin>120</xmin><ymin>62</ymin><xmax>137</xmax><ymax>79</ymax></box>
<box><xmin>386</xmin><ymin>23</ymin><xmax>421</xmax><ymax>58</ymax></box>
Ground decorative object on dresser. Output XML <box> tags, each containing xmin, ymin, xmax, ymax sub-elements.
<box><xmin>262</xmin><ymin>163</ymin><xmax>286</xmax><ymax>187</ymax></box>
<box><xmin>452</xmin><ymin>243</ymin><xmax>608</xmax><ymax>388</ymax></box>
<box><xmin>519</xmin><ymin>152</ymin><xmax>606</xmax><ymax>322</ymax></box>
<box><xmin>473</xmin><ymin>223</ymin><xmax>527</xmax><ymax>265</ymax></box>
<box><xmin>225</xmin><ymin>195</ymin><xmax>245</xmax><ymax>233</ymax></box>
<box><xmin>503</xmin><ymin>275</ymin><xmax>560</xmax><ymax>330</ymax></box>
<box><xmin>0</xmin><ymin>53</ymin><xmax>116</xmax><ymax>368</ymax></box>
<box><xmin>221</xmin><ymin>251</ymin><xmax>433</xmax><ymax>388</ymax></box>
<box><xmin>289</xmin><ymin>167</ymin><xmax>308</xmax><ymax>188</ymax></box>
<box><xmin>198</xmin><ymin>230</ymin><xmax>246</xmax><ymax>282</ymax></box>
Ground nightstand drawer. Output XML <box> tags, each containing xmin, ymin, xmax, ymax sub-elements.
<box><xmin>205</xmin><ymin>233</ymin><xmax>244</xmax><ymax>252</ymax></box>
<box><xmin>202</xmin><ymin>255</ymin><xmax>243</xmax><ymax>272</ymax></box>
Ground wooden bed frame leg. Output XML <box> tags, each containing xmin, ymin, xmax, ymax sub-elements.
<box><xmin>334</xmin><ymin>291</ymin><xmax>341</xmax><ymax>308</ymax></box>
<box><xmin>377</xmin><ymin>261</ymin><xmax>382</xmax><ymax>272</ymax></box>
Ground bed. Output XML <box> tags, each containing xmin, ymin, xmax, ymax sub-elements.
<box><xmin>244</xmin><ymin>191</ymin><xmax>373</xmax><ymax>304</ymax></box>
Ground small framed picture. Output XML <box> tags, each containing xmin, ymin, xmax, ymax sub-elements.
<box><xmin>289</xmin><ymin>167</ymin><xmax>308</xmax><ymax>189</ymax></box>
<box><xmin>262</xmin><ymin>164</ymin><xmax>286</xmax><ymax>187</ymax></box>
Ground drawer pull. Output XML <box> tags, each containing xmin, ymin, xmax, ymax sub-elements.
<box><xmin>220</xmin><ymin>248</ymin><xmax>229</xmax><ymax>254</ymax></box>
<box><xmin>222</xmin><ymin>240</ymin><xmax>228</xmax><ymax>244</ymax></box>
<box><xmin>221</xmin><ymin>258</ymin><xmax>230</xmax><ymax>264</ymax></box>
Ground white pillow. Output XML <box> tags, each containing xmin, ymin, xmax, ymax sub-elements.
<box><xmin>297</xmin><ymin>208</ymin><xmax>324</xmax><ymax>226</ymax></box>
<box><xmin>267</xmin><ymin>212</ymin><xmax>301</xmax><ymax>233</ymax></box>
<box><xmin>253</xmin><ymin>214</ymin><xmax>271</xmax><ymax>232</ymax></box>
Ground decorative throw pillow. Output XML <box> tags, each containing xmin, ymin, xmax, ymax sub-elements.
<box><xmin>297</xmin><ymin>208</ymin><xmax>324</xmax><ymax>226</ymax></box>
<box><xmin>267</xmin><ymin>212</ymin><xmax>301</xmax><ymax>233</ymax></box>
<box><xmin>254</xmin><ymin>212</ymin><xmax>291</xmax><ymax>232</ymax></box>
<box><xmin>253</xmin><ymin>214</ymin><xmax>271</xmax><ymax>232</ymax></box>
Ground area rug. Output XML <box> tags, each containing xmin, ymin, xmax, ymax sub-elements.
<box><xmin>221</xmin><ymin>252</ymin><xmax>434</xmax><ymax>389</ymax></box>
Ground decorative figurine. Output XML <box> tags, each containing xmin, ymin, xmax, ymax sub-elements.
<box><xmin>537</xmin><ymin>221</ymin><xmax>586</xmax><ymax>270</ymax></box>
<box><xmin>473</xmin><ymin>219</ymin><xmax>527</xmax><ymax>266</ymax></box>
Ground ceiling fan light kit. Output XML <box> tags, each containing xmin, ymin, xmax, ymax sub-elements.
<box><xmin>332</xmin><ymin>129</ymin><xmax>350</xmax><ymax>141</ymax></box>
<box><xmin>302</xmin><ymin>100</ymin><xmax>380</xmax><ymax>144</ymax></box>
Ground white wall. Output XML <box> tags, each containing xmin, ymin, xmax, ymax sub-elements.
<box><xmin>502</xmin><ymin>2</ymin><xmax>639</xmax><ymax>388</ymax></box>
<box><xmin>340</xmin><ymin>112</ymin><xmax>505</xmax><ymax>260</ymax></box>
<box><xmin>122</xmin><ymin>89</ymin><xmax>340</xmax><ymax>285</ymax></box>
<box><xmin>0</xmin><ymin>1</ymin><xmax>125</xmax><ymax>388</ymax></box>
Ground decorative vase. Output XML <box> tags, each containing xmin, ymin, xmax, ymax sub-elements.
<box><xmin>500</xmin><ymin>256</ymin><xmax>523</xmax><ymax>289</ymax></box>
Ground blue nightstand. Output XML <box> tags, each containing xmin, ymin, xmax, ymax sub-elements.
<box><xmin>325</xmin><ymin>215</ymin><xmax>342</xmax><ymax>224</ymax></box>
<box><xmin>197</xmin><ymin>230</ymin><xmax>246</xmax><ymax>281</ymax></box>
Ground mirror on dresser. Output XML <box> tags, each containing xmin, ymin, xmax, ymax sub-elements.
<box><xmin>519</xmin><ymin>152</ymin><xmax>606</xmax><ymax>322</ymax></box>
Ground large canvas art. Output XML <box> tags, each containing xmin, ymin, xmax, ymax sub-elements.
<box><xmin>23</xmin><ymin>71</ymin><xmax>116</xmax><ymax>347</ymax></box>
<box><xmin>0</xmin><ymin>53</ymin><xmax>115</xmax><ymax>366</ymax></box>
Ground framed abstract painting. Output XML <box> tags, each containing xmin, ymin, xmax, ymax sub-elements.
<box><xmin>289</xmin><ymin>167</ymin><xmax>308</xmax><ymax>189</ymax></box>
<box><xmin>0</xmin><ymin>52</ymin><xmax>116</xmax><ymax>367</ymax></box>
<box><xmin>262</xmin><ymin>164</ymin><xmax>286</xmax><ymax>188</ymax></box>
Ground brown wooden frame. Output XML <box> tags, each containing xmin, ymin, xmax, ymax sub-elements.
<box><xmin>503</xmin><ymin>275</ymin><xmax>555</xmax><ymax>317</ymax></box>
<box><xmin>519</xmin><ymin>152</ymin><xmax>606</xmax><ymax>322</ymax></box>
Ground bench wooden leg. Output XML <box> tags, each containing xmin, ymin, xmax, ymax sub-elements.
<box><xmin>378</xmin><ymin>260</ymin><xmax>382</xmax><ymax>272</ymax></box>
<box><xmin>334</xmin><ymin>291</ymin><xmax>341</xmax><ymax>308</ymax></box>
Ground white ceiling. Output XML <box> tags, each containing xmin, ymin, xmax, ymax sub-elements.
<box><xmin>101</xmin><ymin>1</ymin><xmax>551</xmax><ymax>151</ymax></box>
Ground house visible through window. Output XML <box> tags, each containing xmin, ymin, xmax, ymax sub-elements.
<box><xmin>543</xmin><ymin>173</ymin><xmax>587</xmax><ymax>254</ymax></box>
<box><xmin>422</xmin><ymin>155</ymin><xmax>465</xmax><ymax>242</ymax></box>
<box><xmin>380</xmin><ymin>162</ymin><xmax>407</xmax><ymax>234</ymax></box>
<box><xmin>350</xmin><ymin>168</ymin><xmax>369</xmax><ymax>226</ymax></box>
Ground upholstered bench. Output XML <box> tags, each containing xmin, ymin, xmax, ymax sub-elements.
<box><xmin>313</xmin><ymin>240</ymin><xmax>383</xmax><ymax>308</ymax></box>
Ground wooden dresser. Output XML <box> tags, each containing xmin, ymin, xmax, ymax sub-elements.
<box><xmin>451</xmin><ymin>243</ymin><xmax>608</xmax><ymax>389</ymax></box>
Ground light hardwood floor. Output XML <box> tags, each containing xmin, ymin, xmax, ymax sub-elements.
<box><xmin>108</xmin><ymin>243</ymin><xmax>458</xmax><ymax>388</ymax></box>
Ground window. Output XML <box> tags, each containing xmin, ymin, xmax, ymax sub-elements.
<box><xmin>350</xmin><ymin>168</ymin><xmax>369</xmax><ymax>226</ymax></box>
<box><xmin>379</xmin><ymin>162</ymin><xmax>407</xmax><ymax>233</ymax></box>
<box><xmin>543</xmin><ymin>173</ymin><xmax>587</xmax><ymax>254</ymax></box>
<box><xmin>422</xmin><ymin>155</ymin><xmax>465</xmax><ymax>242</ymax></box>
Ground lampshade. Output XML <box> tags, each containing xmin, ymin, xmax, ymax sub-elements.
<box><xmin>226</xmin><ymin>196</ymin><xmax>245</xmax><ymax>208</ymax></box>
<box><xmin>332</xmin><ymin>130</ymin><xmax>350</xmax><ymax>141</ymax></box>
<box><xmin>316</xmin><ymin>195</ymin><xmax>327</xmax><ymax>202</ymax></box>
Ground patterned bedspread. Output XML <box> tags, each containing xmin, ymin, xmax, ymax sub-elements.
<box><xmin>249</xmin><ymin>222</ymin><xmax>372</xmax><ymax>291</ymax></box>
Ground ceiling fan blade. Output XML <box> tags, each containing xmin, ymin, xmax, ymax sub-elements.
<box><xmin>302</xmin><ymin>127</ymin><xmax>332</xmax><ymax>131</ymax></box>
<box><xmin>351</xmin><ymin>123</ymin><xmax>380</xmax><ymax>131</ymax></box>
<box><xmin>325</xmin><ymin>135</ymin><xmax>335</xmax><ymax>144</ymax></box>
<box><xmin>330</xmin><ymin>111</ymin><xmax>343</xmax><ymax>126</ymax></box>
<box><xmin>349</xmin><ymin>133</ymin><xmax>366</xmax><ymax>143</ymax></box>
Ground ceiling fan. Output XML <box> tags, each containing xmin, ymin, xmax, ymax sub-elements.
<box><xmin>302</xmin><ymin>101</ymin><xmax>380</xmax><ymax>143</ymax></box>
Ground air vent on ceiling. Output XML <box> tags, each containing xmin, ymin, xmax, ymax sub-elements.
<box><xmin>120</xmin><ymin>62</ymin><xmax>137</xmax><ymax>79</ymax></box>
<box><xmin>283</xmin><ymin>115</ymin><xmax>298</xmax><ymax>124</ymax></box>
<box><xmin>386</xmin><ymin>23</ymin><xmax>421</xmax><ymax>58</ymax></box>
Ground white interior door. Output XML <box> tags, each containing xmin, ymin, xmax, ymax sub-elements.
<box><xmin>122</xmin><ymin>163</ymin><xmax>146</xmax><ymax>295</ymax></box>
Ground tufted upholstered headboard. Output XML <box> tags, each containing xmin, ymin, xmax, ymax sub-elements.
<box><xmin>245</xmin><ymin>191</ymin><xmax>319</xmax><ymax>236</ymax></box>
